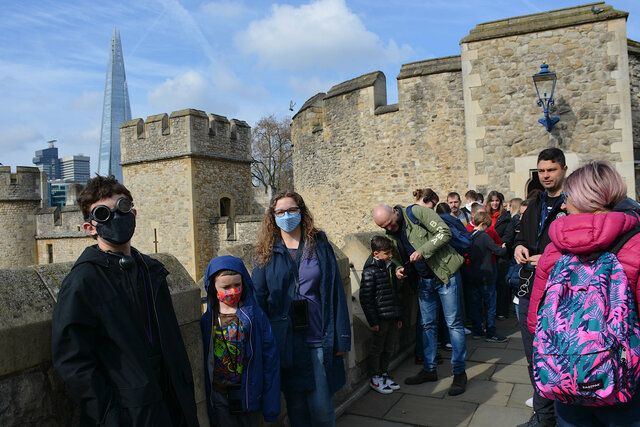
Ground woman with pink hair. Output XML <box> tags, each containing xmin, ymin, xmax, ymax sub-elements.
<box><xmin>527</xmin><ymin>160</ymin><xmax>640</xmax><ymax>425</ymax></box>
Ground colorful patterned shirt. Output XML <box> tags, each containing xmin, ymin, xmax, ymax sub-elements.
<box><xmin>212</xmin><ymin>312</ymin><xmax>246</xmax><ymax>385</ymax></box>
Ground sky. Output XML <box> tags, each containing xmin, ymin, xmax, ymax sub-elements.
<box><xmin>1</xmin><ymin>0</ymin><xmax>639</xmax><ymax>174</ymax></box>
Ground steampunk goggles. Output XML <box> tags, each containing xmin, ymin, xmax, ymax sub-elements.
<box><xmin>88</xmin><ymin>197</ymin><xmax>134</xmax><ymax>223</ymax></box>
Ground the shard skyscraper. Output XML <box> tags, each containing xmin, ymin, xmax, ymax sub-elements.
<box><xmin>98</xmin><ymin>28</ymin><xmax>131</xmax><ymax>182</ymax></box>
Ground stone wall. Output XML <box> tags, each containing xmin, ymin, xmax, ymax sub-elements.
<box><xmin>121</xmin><ymin>109</ymin><xmax>252</xmax><ymax>281</ymax></box>
<box><xmin>461</xmin><ymin>3</ymin><xmax>634</xmax><ymax>199</ymax></box>
<box><xmin>34</xmin><ymin>205</ymin><xmax>93</xmax><ymax>264</ymax></box>
<box><xmin>0</xmin><ymin>166</ymin><xmax>41</xmax><ymax>269</ymax></box>
<box><xmin>0</xmin><ymin>254</ymin><xmax>205</xmax><ymax>426</ymax></box>
<box><xmin>292</xmin><ymin>57</ymin><xmax>467</xmax><ymax>246</ymax></box>
<box><xmin>630</xmin><ymin>40</ymin><xmax>640</xmax><ymax>197</ymax></box>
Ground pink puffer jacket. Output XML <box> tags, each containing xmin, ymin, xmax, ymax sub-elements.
<box><xmin>527</xmin><ymin>211</ymin><xmax>640</xmax><ymax>334</ymax></box>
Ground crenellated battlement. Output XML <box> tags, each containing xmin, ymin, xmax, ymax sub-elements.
<box><xmin>120</xmin><ymin>108</ymin><xmax>251</xmax><ymax>165</ymax></box>
<box><xmin>0</xmin><ymin>166</ymin><xmax>42</xmax><ymax>201</ymax></box>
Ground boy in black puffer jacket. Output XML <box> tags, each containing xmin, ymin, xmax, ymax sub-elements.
<box><xmin>359</xmin><ymin>235</ymin><xmax>403</xmax><ymax>394</ymax></box>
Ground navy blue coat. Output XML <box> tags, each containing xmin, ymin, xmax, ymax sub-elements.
<box><xmin>201</xmin><ymin>256</ymin><xmax>280</xmax><ymax>423</ymax></box>
<box><xmin>251</xmin><ymin>232</ymin><xmax>351</xmax><ymax>394</ymax></box>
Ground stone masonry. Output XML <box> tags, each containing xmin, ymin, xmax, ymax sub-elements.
<box><xmin>292</xmin><ymin>2</ymin><xmax>639</xmax><ymax>246</ymax></box>
<box><xmin>0</xmin><ymin>167</ymin><xmax>41</xmax><ymax>269</ymax></box>
<box><xmin>120</xmin><ymin>109</ymin><xmax>253</xmax><ymax>280</ymax></box>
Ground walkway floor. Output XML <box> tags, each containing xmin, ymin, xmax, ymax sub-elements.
<box><xmin>337</xmin><ymin>318</ymin><xmax>534</xmax><ymax>427</ymax></box>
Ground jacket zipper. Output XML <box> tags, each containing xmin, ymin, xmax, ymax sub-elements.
<box><xmin>239</xmin><ymin>307</ymin><xmax>253</xmax><ymax>410</ymax></box>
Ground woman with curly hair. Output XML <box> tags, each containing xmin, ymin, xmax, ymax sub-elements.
<box><xmin>251</xmin><ymin>190</ymin><xmax>351</xmax><ymax>427</ymax></box>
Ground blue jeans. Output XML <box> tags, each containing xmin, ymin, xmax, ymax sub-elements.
<box><xmin>284</xmin><ymin>344</ymin><xmax>334</xmax><ymax>427</ymax></box>
<box><xmin>417</xmin><ymin>272</ymin><xmax>466</xmax><ymax>374</ymax></box>
<box><xmin>470</xmin><ymin>283</ymin><xmax>497</xmax><ymax>337</ymax></box>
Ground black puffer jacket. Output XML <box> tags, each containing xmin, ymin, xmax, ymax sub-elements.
<box><xmin>359</xmin><ymin>256</ymin><xmax>403</xmax><ymax>327</ymax></box>
<box><xmin>494</xmin><ymin>210</ymin><xmax>515</xmax><ymax>250</ymax></box>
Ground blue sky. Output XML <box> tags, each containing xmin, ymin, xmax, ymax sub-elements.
<box><xmin>1</xmin><ymin>0</ymin><xmax>639</xmax><ymax>173</ymax></box>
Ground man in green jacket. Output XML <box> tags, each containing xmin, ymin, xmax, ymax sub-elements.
<box><xmin>373</xmin><ymin>204</ymin><xmax>467</xmax><ymax>396</ymax></box>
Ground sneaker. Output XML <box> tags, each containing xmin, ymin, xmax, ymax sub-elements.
<box><xmin>448</xmin><ymin>371</ymin><xmax>467</xmax><ymax>396</ymax></box>
<box><xmin>485</xmin><ymin>335</ymin><xmax>508</xmax><ymax>343</ymax></box>
<box><xmin>496</xmin><ymin>315</ymin><xmax>506</xmax><ymax>320</ymax></box>
<box><xmin>404</xmin><ymin>369</ymin><xmax>438</xmax><ymax>385</ymax></box>
<box><xmin>464</xmin><ymin>327</ymin><xmax>472</xmax><ymax>335</ymax></box>
<box><xmin>517</xmin><ymin>413</ymin><xmax>555</xmax><ymax>427</ymax></box>
<box><xmin>382</xmin><ymin>373</ymin><xmax>400</xmax><ymax>390</ymax></box>
<box><xmin>525</xmin><ymin>397</ymin><xmax>533</xmax><ymax>408</ymax></box>
<box><xmin>444</xmin><ymin>343</ymin><xmax>452</xmax><ymax>350</ymax></box>
<box><xmin>370</xmin><ymin>376</ymin><xmax>393</xmax><ymax>394</ymax></box>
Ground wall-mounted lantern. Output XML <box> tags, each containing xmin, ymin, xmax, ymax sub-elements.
<box><xmin>532</xmin><ymin>62</ymin><xmax>559</xmax><ymax>132</ymax></box>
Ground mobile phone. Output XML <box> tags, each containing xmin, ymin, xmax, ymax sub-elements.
<box><xmin>291</xmin><ymin>299</ymin><xmax>309</xmax><ymax>332</ymax></box>
<box><xmin>402</xmin><ymin>260</ymin><xmax>415</xmax><ymax>276</ymax></box>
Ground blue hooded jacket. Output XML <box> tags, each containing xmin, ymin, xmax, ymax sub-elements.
<box><xmin>251</xmin><ymin>232</ymin><xmax>351</xmax><ymax>394</ymax></box>
<box><xmin>200</xmin><ymin>256</ymin><xmax>280</xmax><ymax>423</ymax></box>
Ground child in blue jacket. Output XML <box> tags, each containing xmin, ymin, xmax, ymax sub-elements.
<box><xmin>201</xmin><ymin>256</ymin><xmax>280</xmax><ymax>426</ymax></box>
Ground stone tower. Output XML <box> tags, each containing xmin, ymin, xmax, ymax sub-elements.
<box><xmin>120</xmin><ymin>109</ymin><xmax>252</xmax><ymax>280</ymax></box>
<box><xmin>0</xmin><ymin>166</ymin><xmax>42</xmax><ymax>268</ymax></box>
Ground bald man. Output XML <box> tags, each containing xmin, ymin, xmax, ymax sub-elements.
<box><xmin>373</xmin><ymin>204</ymin><xmax>467</xmax><ymax>396</ymax></box>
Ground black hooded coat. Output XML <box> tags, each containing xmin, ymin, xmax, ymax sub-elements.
<box><xmin>51</xmin><ymin>245</ymin><xmax>198</xmax><ymax>426</ymax></box>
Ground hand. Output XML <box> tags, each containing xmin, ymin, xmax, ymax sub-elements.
<box><xmin>514</xmin><ymin>245</ymin><xmax>529</xmax><ymax>264</ymax></box>
<box><xmin>397</xmin><ymin>320</ymin><xmax>403</xmax><ymax>329</ymax></box>
<box><xmin>396</xmin><ymin>267</ymin><xmax>407</xmax><ymax>279</ymax></box>
<box><xmin>334</xmin><ymin>351</ymin><xmax>344</xmax><ymax>357</ymax></box>
<box><xmin>501</xmin><ymin>243</ymin><xmax>506</xmax><ymax>248</ymax></box>
<box><xmin>370</xmin><ymin>325</ymin><xmax>380</xmax><ymax>332</ymax></box>
<box><xmin>409</xmin><ymin>251</ymin><xmax>423</xmax><ymax>262</ymax></box>
<box><xmin>528</xmin><ymin>254</ymin><xmax>541</xmax><ymax>267</ymax></box>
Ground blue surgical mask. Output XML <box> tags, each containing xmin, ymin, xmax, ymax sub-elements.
<box><xmin>275</xmin><ymin>212</ymin><xmax>301</xmax><ymax>232</ymax></box>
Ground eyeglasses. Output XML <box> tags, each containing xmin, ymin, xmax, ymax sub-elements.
<box><xmin>273</xmin><ymin>206</ymin><xmax>300</xmax><ymax>217</ymax></box>
<box><xmin>560</xmin><ymin>192</ymin><xmax>568</xmax><ymax>203</ymax></box>
<box><xmin>88</xmin><ymin>197</ymin><xmax>134</xmax><ymax>223</ymax></box>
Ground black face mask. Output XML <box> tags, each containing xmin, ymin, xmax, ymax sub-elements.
<box><xmin>95</xmin><ymin>211</ymin><xmax>136</xmax><ymax>244</ymax></box>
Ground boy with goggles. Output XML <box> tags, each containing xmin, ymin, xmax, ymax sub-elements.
<box><xmin>52</xmin><ymin>175</ymin><xmax>198</xmax><ymax>426</ymax></box>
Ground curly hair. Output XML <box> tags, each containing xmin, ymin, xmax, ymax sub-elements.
<box><xmin>255</xmin><ymin>190</ymin><xmax>321</xmax><ymax>266</ymax></box>
<box><xmin>78</xmin><ymin>174</ymin><xmax>132</xmax><ymax>220</ymax></box>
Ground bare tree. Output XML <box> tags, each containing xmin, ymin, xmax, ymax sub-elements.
<box><xmin>251</xmin><ymin>114</ymin><xmax>293</xmax><ymax>192</ymax></box>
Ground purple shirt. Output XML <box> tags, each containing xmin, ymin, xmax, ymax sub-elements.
<box><xmin>288</xmin><ymin>248</ymin><xmax>323</xmax><ymax>343</ymax></box>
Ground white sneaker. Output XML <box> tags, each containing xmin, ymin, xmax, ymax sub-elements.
<box><xmin>382</xmin><ymin>373</ymin><xmax>400</xmax><ymax>390</ymax></box>
<box><xmin>464</xmin><ymin>327</ymin><xmax>472</xmax><ymax>335</ymax></box>
<box><xmin>525</xmin><ymin>397</ymin><xmax>533</xmax><ymax>408</ymax></box>
<box><xmin>445</xmin><ymin>343</ymin><xmax>452</xmax><ymax>350</ymax></box>
<box><xmin>370</xmin><ymin>376</ymin><xmax>393</xmax><ymax>394</ymax></box>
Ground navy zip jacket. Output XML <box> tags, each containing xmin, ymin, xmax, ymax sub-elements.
<box><xmin>201</xmin><ymin>256</ymin><xmax>280</xmax><ymax>423</ymax></box>
<box><xmin>251</xmin><ymin>232</ymin><xmax>351</xmax><ymax>394</ymax></box>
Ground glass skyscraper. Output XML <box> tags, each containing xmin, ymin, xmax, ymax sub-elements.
<box><xmin>98</xmin><ymin>28</ymin><xmax>131</xmax><ymax>182</ymax></box>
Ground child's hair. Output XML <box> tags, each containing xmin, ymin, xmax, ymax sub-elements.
<box><xmin>473</xmin><ymin>211</ymin><xmax>492</xmax><ymax>227</ymax></box>
<box><xmin>78</xmin><ymin>174</ymin><xmax>133</xmax><ymax>220</ymax></box>
<box><xmin>470</xmin><ymin>202</ymin><xmax>485</xmax><ymax>216</ymax></box>
<box><xmin>435</xmin><ymin>202</ymin><xmax>451</xmax><ymax>214</ymax></box>
<box><xmin>476</xmin><ymin>192</ymin><xmax>484</xmax><ymax>203</ymax></box>
<box><xmin>413</xmin><ymin>188</ymin><xmax>439</xmax><ymax>205</ymax></box>
<box><xmin>509</xmin><ymin>198</ymin><xmax>523</xmax><ymax>213</ymax></box>
<box><xmin>465</xmin><ymin>190</ymin><xmax>478</xmax><ymax>201</ymax></box>
<box><xmin>371</xmin><ymin>235</ymin><xmax>393</xmax><ymax>253</ymax></box>
<box><xmin>214</xmin><ymin>269</ymin><xmax>242</xmax><ymax>281</ymax></box>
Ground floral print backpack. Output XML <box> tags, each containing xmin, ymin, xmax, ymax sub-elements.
<box><xmin>533</xmin><ymin>227</ymin><xmax>640</xmax><ymax>406</ymax></box>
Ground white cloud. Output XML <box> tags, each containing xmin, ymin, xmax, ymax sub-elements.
<box><xmin>70</xmin><ymin>91</ymin><xmax>103</xmax><ymax>111</ymax></box>
<box><xmin>234</xmin><ymin>0</ymin><xmax>413</xmax><ymax>70</ymax></box>
<box><xmin>201</xmin><ymin>1</ymin><xmax>248</xmax><ymax>20</ymax></box>
<box><xmin>288</xmin><ymin>75</ymin><xmax>337</xmax><ymax>98</ymax></box>
<box><xmin>147</xmin><ymin>70</ymin><xmax>214</xmax><ymax>113</ymax></box>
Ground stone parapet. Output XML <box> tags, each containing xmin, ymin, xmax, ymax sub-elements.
<box><xmin>397</xmin><ymin>55</ymin><xmax>462</xmax><ymax>80</ymax></box>
<box><xmin>0</xmin><ymin>166</ymin><xmax>41</xmax><ymax>201</ymax></box>
<box><xmin>120</xmin><ymin>109</ymin><xmax>251</xmax><ymax>166</ymax></box>
<box><xmin>461</xmin><ymin>2</ymin><xmax>628</xmax><ymax>43</ymax></box>
<box><xmin>0</xmin><ymin>254</ymin><xmax>205</xmax><ymax>426</ymax></box>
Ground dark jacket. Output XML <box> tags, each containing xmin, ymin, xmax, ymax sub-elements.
<box><xmin>201</xmin><ymin>256</ymin><xmax>280</xmax><ymax>423</ymax></box>
<box><xmin>469</xmin><ymin>230</ymin><xmax>507</xmax><ymax>286</ymax></box>
<box><xmin>251</xmin><ymin>232</ymin><xmax>351</xmax><ymax>394</ymax></box>
<box><xmin>51</xmin><ymin>245</ymin><xmax>198</xmax><ymax>427</ymax></box>
<box><xmin>493</xmin><ymin>210</ymin><xmax>515</xmax><ymax>250</ymax></box>
<box><xmin>359</xmin><ymin>256</ymin><xmax>403</xmax><ymax>327</ymax></box>
<box><xmin>514</xmin><ymin>192</ymin><xmax>566</xmax><ymax>257</ymax></box>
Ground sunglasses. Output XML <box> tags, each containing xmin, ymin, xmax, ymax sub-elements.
<box><xmin>88</xmin><ymin>197</ymin><xmax>134</xmax><ymax>223</ymax></box>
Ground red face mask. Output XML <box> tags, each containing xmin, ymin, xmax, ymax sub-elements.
<box><xmin>217</xmin><ymin>286</ymin><xmax>242</xmax><ymax>307</ymax></box>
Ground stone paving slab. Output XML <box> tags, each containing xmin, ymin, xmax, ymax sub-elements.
<box><xmin>337</xmin><ymin>413</ymin><xmax>415</xmax><ymax>427</ymax></box>
<box><xmin>446</xmin><ymin>379</ymin><xmax>513</xmax><ymax>406</ymax></box>
<box><xmin>468</xmin><ymin>347</ymin><xmax>527</xmax><ymax>366</ymax></box>
<box><xmin>385</xmin><ymin>394</ymin><xmax>477</xmax><ymax>426</ymax></box>
<box><xmin>347</xmin><ymin>389</ymin><xmax>403</xmax><ymax>418</ymax></box>
<box><xmin>507</xmin><ymin>383</ymin><xmax>535</xmax><ymax>408</ymax></box>
<box><xmin>491</xmin><ymin>363</ymin><xmax>531</xmax><ymax>385</ymax></box>
<box><xmin>467</xmin><ymin>404</ymin><xmax>533</xmax><ymax>427</ymax></box>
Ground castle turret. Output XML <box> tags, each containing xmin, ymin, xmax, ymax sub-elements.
<box><xmin>0</xmin><ymin>166</ymin><xmax>41</xmax><ymax>268</ymax></box>
<box><xmin>120</xmin><ymin>109</ymin><xmax>252</xmax><ymax>280</ymax></box>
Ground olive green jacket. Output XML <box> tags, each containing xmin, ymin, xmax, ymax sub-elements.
<box><xmin>386</xmin><ymin>205</ymin><xmax>464</xmax><ymax>285</ymax></box>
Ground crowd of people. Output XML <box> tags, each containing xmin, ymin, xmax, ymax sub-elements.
<box><xmin>49</xmin><ymin>146</ymin><xmax>640</xmax><ymax>427</ymax></box>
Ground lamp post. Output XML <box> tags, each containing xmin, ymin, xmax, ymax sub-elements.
<box><xmin>532</xmin><ymin>62</ymin><xmax>559</xmax><ymax>132</ymax></box>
